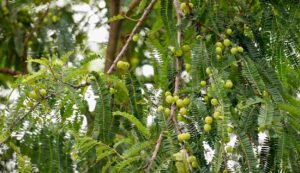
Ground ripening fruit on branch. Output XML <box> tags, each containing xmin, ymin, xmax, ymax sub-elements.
<box><xmin>164</xmin><ymin>108</ymin><xmax>170</xmax><ymax>115</ymax></box>
<box><xmin>39</xmin><ymin>89</ymin><xmax>47</xmax><ymax>97</ymax></box>
<box><xmin>226</xmin><ymin>146</ymin><xmax>233</xmax><ymax>153</ymax></box>
<box><xmin>29</xmin><ymin>91</ymin><xmax>39</xmax><ymax>100</ymax></box>
<box><xmin>165</xmin><ymin>95</ymin><xmax>174</xmax><ymax>104</ymax></box>
<box><xmin>206</xmin><ymin>67</ymin><xmax>212</xmax><ymax>75</ymax></box>
<box><xmin>175</xmin><ymin>49</ymin><xmax>183</xmax><ymax>57</ymax></box>
<box><xmin>223</xmin><ymin>39</ymin><xmax>231</xmax><ymax>47</ymax></box>
<box><xmin>205</xmin><ymin>116</ymin><xmax>213</xmax><ymax>124</ymax></box>
<box><xmin>157</xmin><ymin>106</ymin><xmax>164</xmax><ymax>112</ymax></box>
<box><xmin>213</xmin><ymin>111</ymin><xmax>221</xmax><ymax>118</ymax></box>
<box><xmin>182</xmin><ymin>45</ymin><xmax>191</xmax><ymax>52</ymax></box>
<box><xmin>132</xmin><ymin>34</ymin><xmax>139</xmax><ymax>42</ymax></box>
<box><xmin>188</xmin><ymin>156</ymin><xmax>196</xmax><ymax>163</ymax></box>
<box><xmin>216</xmin><ymin>46</ymin><xmax>222</xmax><ymax>55</ymax></box>
<box><xmin>177</xmin><ymin>133</ymin><xmax>191</xmax><ymax>142</ymax></box>
<box><xmin>237</xmin><ymin>46</ymin><xmax>244</xmax><ymax>53</ymax></box>
<box><xmin>176</xmin><ymin>99</ymin><xmax>184</xmax><ymax>107</ymax></box>
<box><xmin>185</xmin><ymin>63</ymin><xmax>191</xmax><ymax>72</ymax></box>
<box><xmin>177</xmin><ymin>115</ymin><xmax>184</xmax><ymax>121</ymax></box>
<box><xmin>192</xmin><ymin>161</ymin><xmax>198</xmax><ymax>168</ymax></box>
<box><xmin>200</xmin><ymin>80</ymin><xmax>207</xmax><ymax>87</ymax></box>
<box><xmin>180</xmin><ymin>3</ymin><xmax>193</xmax><ymax>14</ymax></box>
<box><xmin>227</xmin><ymin>127</ymin><xmax>234</xmax><ymax>133</ymax></box>
<box><xmin>27</xmin><ymin>101</ymin><xmax>34</xmax><ymax>107</ymax></box>
<box><xmin>216</xmin><ymin>42</ymin><xmax>223</xmax><ymax>48</ymax></box>
<box><xmin>225</xmin><ymin>80</ymin><xmax>233</xmax><ymax>89</ymax></box>
<box><xmin>204</xmin><ymin>124</ymin><xmax>212</xmax><ymax>132</ymax></box>
<box><xmin>217</xmin><ymin>55</ymin><xmax>222</xmax><ymax>61</ymax></box>
<box><xmin>165</xmin><ymin>91</ymin><xmax>172</xmax><ymax>96</ymax></box>
<box><xmin>211</xmin><ymin>98</ymin><xmax>218</xmax><ymax>106</ymax></box>
<box><xmin>117</xmin><ymin>61</ymin><xmax>130</xmax><ymax>71</ymax></box>
<box><xmin>179</xmin><ymin>107</ymin><xmax>187</xmax><ymax>115</ymax></box>
<box><xmin>230</xmin><ymin>47</ymin><xmax>238</xmax><ymax>55</ymax></box>
<box><xmin>226</xmin><ymin>28</ymin><xmax>232</xmax><ymax>35</ymax></box>
<box><xmin>173</xmin><ymin>95</ymin><xmax>179</xmax><ymax>102</ymax></box>
<box><xmin>183</xmin><ymin>98</ymin><xmax>190</xmax><ymax>106</ymax></box>
<box><xmin>262</xmin><ymin>90</ymin><xmax>268</xmax><ymax>98</ymax></box>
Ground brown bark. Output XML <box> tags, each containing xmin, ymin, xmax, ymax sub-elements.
<box><xmin>0</xmin><ymin>68</ymin><xmax>22</xmax><ymax>76</ymax></box>
<box><xmin>104</xmin><ymin>0</ymin><xmax>122</xmax><ymax>72</ymax></box>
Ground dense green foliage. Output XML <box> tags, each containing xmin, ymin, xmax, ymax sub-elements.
<box><xmin>0</xmin><ymin>0</ymin><xmax>300</xmax><ymax>172</ymax></box>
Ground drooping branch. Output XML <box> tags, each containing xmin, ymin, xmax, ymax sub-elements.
<box><xmin>106</xmin><ymin>0</ymin><xmax>158</xmax><ymax>74</ymax></box>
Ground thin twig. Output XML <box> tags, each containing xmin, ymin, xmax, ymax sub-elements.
<box><xmin>106</xmin><ymin>0</ymin><xmax>158</xmax><ymax>74</ymax></box>
<box><xmin>145</xmin><ymin>133</ymin><xmax>164</xmax><ymax>170</ymax></box>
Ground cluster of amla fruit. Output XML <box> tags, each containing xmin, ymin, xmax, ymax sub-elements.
<box><xmin>157</xmin><ymin>91</ymin><xmax>191</xmax><ymax>122</ymax></box>
<box><xmin>169</xmin><ymin>44</ymin><xmax>191</xmax><ymax>58</ymax></box>
<box><xmin>26</xmin><ymin>89</ymin><xmax>47</xmax><ymax>107</ymax></box>
<box><xmin>180</xmin><ymin>2</ymin><xmax>194</xmax><ymax>15</ymax></box>
<box><xmin>215</xmin><ymin>28</ymin><xmax>244</xmax><ymax>61</ymax></box>
<box><xmin>173</xmin><ymin>149</ymin><xmax>198</xmax><ymax>170</ymax></box>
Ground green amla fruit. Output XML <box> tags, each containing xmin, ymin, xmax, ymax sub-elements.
<box><xmin>179</xmin><ymin>107</ymin><xmax>187</xmax><ymax>115</ymax></box>
<box><xmin>216</xmin><ymin>42</ymin><xmax>223</xmax><ymax>48</ymax></box>
<box><xmin>226</xmin><ymin>28</ymin><xmax>233</xmax><ymax>35</ymax></box>
<box><xmin>182</xmin><ymin>45</ymin><xmax>191</xmax><ymax>52</ymax></box>
<box><xmin>237</xmin><ymin>46</ymin><xmax>244</xmax><ymax>53</ymax></box>
<box><xmin>175</xmin><ymin>49</ymin><xmax>183</xmax><ymax>57</ymax></box>
<box><xmin>177</xmin><ymin>133</ymin><xmax>191</xmax><ymax>142</ymax></box>
<box><xmin>132</xmin><ymin>34</ymin><xmax>139</xmax><ymax>42</ymax></box>
<box><xmin>213</xmin><ymin>111</ymin><xmax>221</xmax><ymax>118</ymax></box>
<box><xmin>39</xmin><ymin>89</ymin><xmax>47</xmax><ymax>97</ymax></box>
<box><xmin>216</xmin><ymin>46</ymin><xmax>222</xmax><ymax>55</ymax></box>
<box><xmin>226</xmin><ymin>146</ymin><xmax>233</xmax><ymax>153</ymax></box>
<box><xmin>176</xmin><ymin>99</ymin><xmax>184</xmax><ymax>107</ymax></box>
<box><xmin>185</xmin><ymin>63</ymin><xmax>191</xmax><ymax>72</ymax></box>
<box><xmin>225</xmin><ymin>80</ymin><xmax>233</xmax><ymax>89</ymax></box>
<box><xmin>183</xmin><ymin>98</ymin><xmax>190</xmax><ymax>105</ymax></box>
<box><xmin>227</xmin><ymin>127</ymin><xmax>234</xmax><ymax>133</ymax></box>
<box><xmin>173</xmin><ymin>95</ymin><xmax>179</xmax><ymax>102</ymax></box>
<box><xmin>211</xmin><ymin>98</ymin><xmax>218</xmax><ymax>106</ymax></box>
<box><xmin>230</xmin><ymin>47</ymin><xmax>238</xmax><ymax>55</ymax></box>
<box><xmin>188</xmin><ymin>156</ymin><xmax>196</xmax><ymax>163</ymax></box>
<box><xmin>223</xmin><ymin>39</ymin><xmax>231</xmax><ymax>47</ymax></box>
<box><xmin>177</xmin><ymin>115</ymin><xmax>184</xmax><ymax>121</ymax></box>
<box><xmin>165</xmin><ymin>95</ymin><xmax>174</xmax><ymax>104</ymax></box>
<box><xmin>206</xmin><ymin>67</ymin><xmax>212</xmax><ymax>75</ymax></box>
<box><xmin>29</xmin><ymin>91</ymin><xmax>39</xmax><ymax>100</ymax></box>
<box><xmin>204</xmin><ymin>124</ymin><xmax>212</xmax><ymax>132</ymax></box>
<box><xmin>164</xmin><ymin>108</ymin><xmax>170</xmax><ymax>115</ymax></box>
<box><xmin>165</xmin><ymin>91</ymin><xmax>172</xmax><ymax>96</ymax></box>
<box><xmin>27</xmin><ymin>101</ymin><xmax>34</xmax><ymax>107</ymax></box>
<box><xmin>157</xmin><ymin>106</ymin><xmax>164</xmax><ymax>112</ymax></box>
<box><xmin>205</xmin><ymin>116</ymin><xmax>213</xmax><ymax>124</ymax></box>
<box><xmin>200</xmin><ymin>80</ymin><xmax>207</xmax><ymax>87</ymax></box>
<box><xmin>116</xmin><ymin>61</ymin><xmax>130</xmax><ymax>71</ymax></box>
<box><xmin>192</xmin><ymin>161</ymin><xmax>198</xmax><ymax>168</ymax></box>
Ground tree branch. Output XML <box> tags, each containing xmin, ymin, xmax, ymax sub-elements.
<box><xmin>145</xmin><ymin>133</ymin><xmax>164</xmax><ymax>170</ymax></box>
<box><xmin>104</xmin><ymin>0</ymin><xmax>122</xmax><ymax>72</ymax></box>
<box><xmin>106</xmin><ymin>0</ymin><xmax>158</xmax><ymax>74</ymax></box>
<box><xmin>146</xmin><ymin>0</ymin><xmax>193</xmax><ymax>171</ymax></box>
<box><xmin>0</xmin><ymin>68</ymin><xmax>22</xmax><ymax>76</ymax></box>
